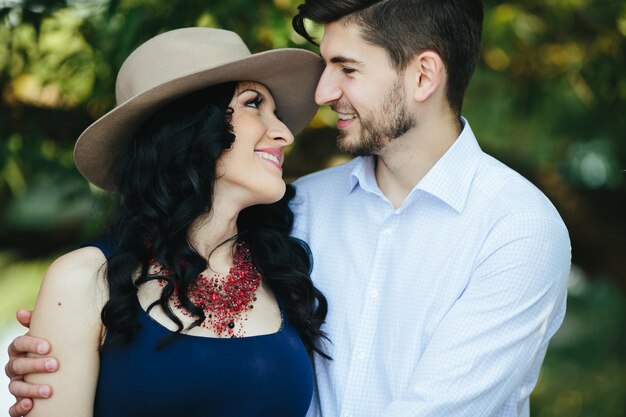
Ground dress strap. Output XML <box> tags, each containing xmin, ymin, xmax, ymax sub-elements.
<box><xmin>80</xmin><ymin>237</ymin><xmax>115</xmax><ymax>260</ymax></box>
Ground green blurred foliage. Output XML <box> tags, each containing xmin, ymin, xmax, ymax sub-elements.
<box><xmin>531</xmin><ymin>270</ymin><xmax>626</xmax><ymax>417</ymax></box>
<box><xmin>0</xmin><ymin>0</ymin><xmax>625</xmax><ymax>415</ymax></box>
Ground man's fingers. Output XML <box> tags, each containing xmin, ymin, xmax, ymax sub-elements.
<box><xmin>9</xmin><ymin>335</ymin><xmax>50</xmax><ymax>357</ymax></box>
<box><xmin>6</xmin><ymin>356</ymin><xmax>58</xmax><ymax>378</ymax></box>
<box><xmin>9</xmin><ymin>398</ymin><xmax>33</xmax><ymax>417</ymax></box>
<box><xmin>16</xmin><ymin>309</ymin><xmax>33</xmax><ymax>329</ymax></box>
<box><xmin>8</xmin><ymin>379</ymin><xmax>52</xmax><ymax>399</ymax></box>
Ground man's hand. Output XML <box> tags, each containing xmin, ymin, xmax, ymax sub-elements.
<box><xmin>6</xmin><ymin>310</ymin><xmax>58</xmax><ymax>417</ymax></box>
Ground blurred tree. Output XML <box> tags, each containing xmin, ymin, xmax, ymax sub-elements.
<box><xmin>474</xmin><ymin>0</ymin><xmax>626</xmax><ymax>290</ymax></box>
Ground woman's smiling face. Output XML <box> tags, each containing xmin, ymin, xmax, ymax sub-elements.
<box><xmin>215</xmin><ymin>81</ymin><xmax>294</xmax><ymax>208</ymax></box>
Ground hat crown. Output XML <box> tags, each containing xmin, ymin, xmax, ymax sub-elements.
<box><xmin>115</xmin><ymin>28</ymin><xmax>251</xmax><ymax>104</ymax></box>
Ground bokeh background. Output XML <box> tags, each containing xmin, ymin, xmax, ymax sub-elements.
<box><xmin>0</xmin><ymin>0</ymin><xmax>625</xmax><ymax>415</ymax></box>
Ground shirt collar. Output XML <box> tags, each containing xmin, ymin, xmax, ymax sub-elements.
<box><xmin>348</xmin><ymin>155</ymin><xmax>377</xmax><ymax>195</ymax></box>
<box><xmin>415</xmin><ymin>118</ymin><xmax>481</xmax><ymax>213</ymax></box>
<box><xmin>348</xmin><ymin>117</ymin><xmax>482</xmax><ymax>213</ymax></box>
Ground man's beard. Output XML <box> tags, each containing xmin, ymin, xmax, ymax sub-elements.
<box><xmin>337</xmin><ymin>79</ymin><xmax>416</xmax><ymax>156</ymax></box>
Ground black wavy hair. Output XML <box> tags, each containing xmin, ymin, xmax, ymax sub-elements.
<box><xmin>292</xmin><ymin>0</ymin><xmax>484</xmax><ymax>115</ymax></box>
<box><xmin>101</xmin><ymin>82</ymin><xmax>329</xmax><ymax>358</ymax></box>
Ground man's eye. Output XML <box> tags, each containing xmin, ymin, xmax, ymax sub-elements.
<box><xmin>341</xmin><ymin>67</ymin><xmax>356</xmax><ymax>75</ymax></box>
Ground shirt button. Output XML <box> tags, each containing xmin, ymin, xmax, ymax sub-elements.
<box><xmin>382</xmin><ymin>228</ymin><xmax>392</xmax><ymax>237</ymax></box>
<box><xmin>356</xmin><ymin>351</ymin><xmax>366</xmax><ymax>360</ymax></box>
<box><xmin>343</xmin><ymin>412</ymin><xmax>353</xmax><ymax>417</ymax></box>
<box><xmin>369</xmin><ymin>289</ymin><xmax>379</xmax><ymax>298</ymax></box>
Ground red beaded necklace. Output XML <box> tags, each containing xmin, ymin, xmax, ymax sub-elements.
<box><xmin>151</xmin><ymin>242</ymin><xmax>262</xmax><ymax>337</ymax></box>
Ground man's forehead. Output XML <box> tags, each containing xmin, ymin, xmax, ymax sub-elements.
<box><xmin>319</xmin><ymin>23</ymin><xmax>363</xmax><ymax>61</ymax></box>
<box><xmin>319</xmin><ymin>23</ymin><xmax>389</xmax><ymax>66</ymax></box>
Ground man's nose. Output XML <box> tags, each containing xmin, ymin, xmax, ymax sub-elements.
<box><xmin>315</xmin><ymin>68</ymin><xmax>342</xmax><ymax>105</ymax></box>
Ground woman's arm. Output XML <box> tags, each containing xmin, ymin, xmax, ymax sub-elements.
<box><xmin>24</xmin><ymin>247</ymin><xmax>108</xmax><ymax>417</ymax></box>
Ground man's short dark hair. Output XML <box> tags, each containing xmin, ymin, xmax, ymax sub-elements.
<box><xmin>292</xmin><ymin>0</ymin><xmax>484</xmax><ymax>115</ymax></box>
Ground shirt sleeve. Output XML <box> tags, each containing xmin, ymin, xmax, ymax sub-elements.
<box><xmin>381</xmin><ymin>215</ymin><xmax>571</xmax><ymax>417</ymax></box>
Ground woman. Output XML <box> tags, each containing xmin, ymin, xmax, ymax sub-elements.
<box><xmin>23</xmin><ymin>27</ymin><xmax>328</xmax><ymax>417</ymax></box>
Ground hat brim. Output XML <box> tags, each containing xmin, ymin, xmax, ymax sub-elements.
<box><xmin>74</xmin><ymin>48</ymin><xmax>323</xmax><ymax>190</ymax></box>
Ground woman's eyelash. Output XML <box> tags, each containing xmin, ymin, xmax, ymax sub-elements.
<box><xmin>245</xmin><ymin>94</ymin><xmax>263</xmax><ymax>108</ymax></box>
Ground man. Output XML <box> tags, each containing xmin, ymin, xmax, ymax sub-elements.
<box><xmin>6</xmin><ymin>1</ymin><xmax>571</xmax><ymax>416</ymax></box>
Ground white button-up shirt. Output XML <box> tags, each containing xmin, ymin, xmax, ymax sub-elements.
<box><xmin>291</xmin><ymin>119</ymin><xmax>571</xmax><ymax>417</ymax></box>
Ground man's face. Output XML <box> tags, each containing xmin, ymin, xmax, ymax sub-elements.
<box><xmin>316</xmin><ymin>21</ymin><xmax>415</xmax><ymax>156</ymax></box>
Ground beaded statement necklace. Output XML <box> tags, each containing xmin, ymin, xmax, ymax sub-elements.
<box><xmin>151</xmin><ymin>242</ymin><xmax>262</xmax><ymax>337</ymax></box>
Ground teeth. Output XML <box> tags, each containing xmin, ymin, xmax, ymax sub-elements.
<box><xmin>338</xmin><ymin>113</ymin><xmax>357</xmax><ymax>121</ymax></box>
<box><xmin>254</xmin><ymin>151</ymin><xmax>280</xmax><ymax>166</ymax></box>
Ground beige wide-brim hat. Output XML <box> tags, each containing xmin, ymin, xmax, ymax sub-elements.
<box><xmin>74</xmin><ymin>27</ymin><xmax>323</xmax><ymax>190</ymax></box>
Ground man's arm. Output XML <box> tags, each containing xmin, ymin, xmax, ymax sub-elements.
<box><xmin>381</xmin><ymin>216</ymin><xmax>571</xmax><ymax>417</ymax></box>
<box><xmin>7</xmin><ymin>311</ymin><xmax>58</xmax><ymax>417</ymax></box>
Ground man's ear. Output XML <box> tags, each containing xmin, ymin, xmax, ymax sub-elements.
<box><xmin>410</xmin><ymin>51</ymin><xmax>444</xmax><ymax>102</ymax></box>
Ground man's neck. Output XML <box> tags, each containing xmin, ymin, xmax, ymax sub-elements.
<box><xmin>375</xmin><ymin>114</ymin><xmax>462</xmax><ymax>209</ymax></box>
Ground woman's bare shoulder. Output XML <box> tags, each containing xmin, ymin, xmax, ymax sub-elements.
<box><xmin>39</xmin><ymin>246</ymin><xmax>109</xmax><ymax>308</ymax></box>
<box><xmin>47</xmin><ymin>246</ymin><xmax>107</xmax><ymax>280</ymax></box>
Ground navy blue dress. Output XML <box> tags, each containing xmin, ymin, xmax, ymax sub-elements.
<box><xmin>87</xmin><ymin>241</ymin><xmax>314</xmax><ymax>417</ymax></box>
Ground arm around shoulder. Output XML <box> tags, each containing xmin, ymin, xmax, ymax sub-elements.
<box><xmin>25</xmin><ymin>247</ymin><xmax>109</xmax><ymax>417</ymax></box>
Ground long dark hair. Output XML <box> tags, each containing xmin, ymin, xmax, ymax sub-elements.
<box><xmin>101</xmin><ymin>82</ymin><xmax>329</xmax><ymax>358</ymax></box>
<box><xmin>293</xmin><ymin>0</ymin><xmax>483</xmax><ymax>115</ymax></box>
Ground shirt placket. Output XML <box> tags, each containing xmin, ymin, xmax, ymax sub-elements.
<box><xmin>339</xmin><ymin>211</ymin><xmax>398</xmax><ymax>417</ymax></box>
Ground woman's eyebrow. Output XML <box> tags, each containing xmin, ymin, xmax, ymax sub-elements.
<box><xmin>238</xmin><ymin>88</ymin><xmax>262</xmax><ymax>97</ymax></box>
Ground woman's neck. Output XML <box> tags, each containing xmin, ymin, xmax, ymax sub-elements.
<box><xmin>187</xmin><ymin>203</ymin><xmax>240</xmax><ymax>274</ymax></box>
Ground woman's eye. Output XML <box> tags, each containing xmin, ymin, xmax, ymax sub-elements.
<box><xmin>341</xmin><ymin>67</ymin><xmax>356</xmax><ymax>75</ymax></box>
<box><xmin>245</xmin><ymin>95</ymin><xmax>263</xmax><ymax>109</ymax></box>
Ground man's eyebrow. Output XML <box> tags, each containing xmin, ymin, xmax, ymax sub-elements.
<box><xmin>324</xmin><ymin>55</ymin><xmax>363</xmax><ymax>65</ymax></box>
